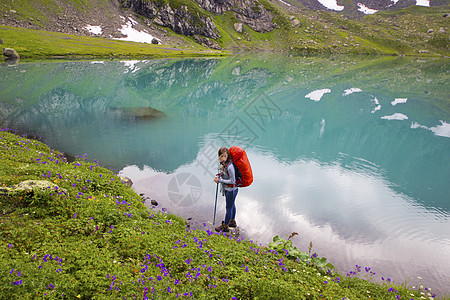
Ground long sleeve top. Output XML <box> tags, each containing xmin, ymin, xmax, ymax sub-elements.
<box><xmin>218</xmin><ymin>162</ymin><xmax>237</xmax><ymax>194</ymax></box>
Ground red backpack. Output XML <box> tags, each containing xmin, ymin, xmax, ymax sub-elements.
<box><xmin>229</xmin><ymin>146</ymin><xmax>253</xmax><ymax>187</ymax></box>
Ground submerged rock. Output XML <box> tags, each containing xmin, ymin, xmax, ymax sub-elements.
<box><xmin>110</xmin><ymin>107</ymin><xmax>166</xmax><ymax>121</ymax></box>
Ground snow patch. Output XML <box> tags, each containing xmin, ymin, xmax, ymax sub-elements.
<box><xmin>343</xmin><ymin>88</ymin><xmax>362</xmax><ymax>96</ymax></box>
<box><xmin>85</xmin><ymin>25</ymin><xmax>102</xmax><ymax>35</ymax></box>
<box><xmin>115</xmin><ymin>18</ymin><xmax>159</xmax><ymax>44</ymax></box>
<box><xmin>317</xmin><ymin>0</ymin><xmax>344</xmax><ymax>11</ymax></box>
<box><xmin>357</xmin><ymin>3</ymin><xmax>378</xmax><ymax>14</ymax></box>
<box><xmin>277</xmin><ymin>0</ymin><xmax>291</xmax><ymax>6</ymax></box>
<box><xmin>416</xmin><ymin>0</ymin><xmax>430</xmax><ymax>7</ymax></box>
<box><xmin>305</xmin><ymin>89</ymin><xmax>331</xmax><ymax>102</ymax></box>
<box><xmin>391</xmin><ymin>98</ymin><xmax>408</xmax><ymax>106</ymax></box>
<box><xmin>381</xmin><ymin>113</ymin><xmax>408</xmax><ymax>120</ymax></box>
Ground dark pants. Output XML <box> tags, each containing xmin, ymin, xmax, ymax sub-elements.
<box><xmin>224</xmin><ymin>189</ymin><xmax>238</xmax><ymax>225</ymax></box>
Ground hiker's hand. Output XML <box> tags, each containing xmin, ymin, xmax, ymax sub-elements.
<box><xmin>214</xmin><ymin>176</ymin><xmax>219</xmax><ymax>183</ymax></box>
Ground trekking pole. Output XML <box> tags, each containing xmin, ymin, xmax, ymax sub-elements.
<box><xmin>213</xmin><ymin>182</ymin><xmax>218</xmax><ymax>225</ymax></box>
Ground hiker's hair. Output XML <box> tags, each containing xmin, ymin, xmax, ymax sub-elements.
<box><xmin>218</xmin><ymin>147</ymin><xmax>232</xmax><ymax>164</ymax></box>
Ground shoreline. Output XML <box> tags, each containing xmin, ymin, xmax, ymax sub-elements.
<box><xmin>1</xmin><ymin>128</ymin><xmax>446</xmax><ymax>298</ymax></box>
<box><xmin>119</xmin><ymin>162</ymin><xmax>450</xmax><ymax>298</ymax></box>
<box><xmin>2</xmin><ymin>25</ymin><xmax>448</xmax><ymax>60</ymax></box>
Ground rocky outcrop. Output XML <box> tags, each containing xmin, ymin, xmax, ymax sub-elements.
<box><xmin>194</xmin><ymin>35</ymin><xmax>222</xmax><ymax>50</ymax></box>
<box><xmin>294</xmin><ymin>0</ymin><xmax>446</xmax><ymax>17</ymax></box>
<box><xmin>0</xmin><ymin>180</ymin><xmax>69</xmax><ymax>215</ymax></box>
<box><xmin>119</xmin><ymin>0</ymin><xmax>221</xmax><ymax>39</ymax></box>
<box><xmin>118</xmin><ymin>176</ymin><xmax>133</xmax><ymax>188</ymax></box>
<box><xmin>194</xmin><ymin>0</ymin><xmax>276</xmax><ymax>32</ymax></box>
<box><xmin>0</xmin><ymin>180</ymin><xmax>68</xmax><ymax>197</ymax></box>
<box><xmin>118</xmin><ymin>0</ymin><xmax>276</xmax><ymax>44</ymax></box>
<box><xmin>2</xmin><ymin>48</ymin><xmax>20</xmax><ymax>66</ymax></box>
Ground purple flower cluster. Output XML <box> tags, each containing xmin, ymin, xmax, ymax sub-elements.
<box><xmin>106</xmin><ymin>274</ymin><xmax>122</xmax><ymax>292</ymax></box>
<box><xmin>9</xmin><ymin>253</ymin><xmax>64</xmax><ymax>290</ymax></box>
<box><xmin>10</xmin><ymin>268</ymin><xmax>22</xmax><ymax>285</ymax></box>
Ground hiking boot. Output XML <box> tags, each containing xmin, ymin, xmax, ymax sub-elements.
<box><xmin>228</xmin><ymin>219</ymin><xmax>237</xmax><ymax>228</ymax></box>
<box><xmin>215</xmin><ymin>221</ymin><xmax>229</xmax><ymax>232</ymax></box>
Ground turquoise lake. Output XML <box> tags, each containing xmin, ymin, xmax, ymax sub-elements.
<box><xmin>1</xmin><ymin>55</ymin><xmax>449</xmax><ymax>295</ymax></box>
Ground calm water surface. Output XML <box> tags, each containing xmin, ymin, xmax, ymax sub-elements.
<box><xmin>1</xmin><ymin>55</ymin><xmax>449</xmax><ymax>295</ymax></box>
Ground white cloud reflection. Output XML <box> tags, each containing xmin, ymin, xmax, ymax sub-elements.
<box><xmin>121</xmin><ymin>144</ymin><xmax>450</xmax><ymax>293</ymax></box>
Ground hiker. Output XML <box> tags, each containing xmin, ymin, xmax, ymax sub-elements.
<box><xmin>214</xmin><ymin>147</ymin><xmax>238</xmax><ymax>232</ymax></box>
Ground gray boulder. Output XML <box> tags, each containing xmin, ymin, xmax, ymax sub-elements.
<box><xmin>234</xmin><ymin>23</ymin><xmax>243</xmax><ymax>33</ymax></box>
<box><xmin>291</xmin><ymin>18</ymin><xmax>301</xmax><ymax>27</ymax></box>
<box><xmin>2</xmin><ymin>48</ymin><xmax>20</xmax><ymax>59</ymax></box>
<box><xmin>0</xmin><ymin>180</ymin><xmax>69</xmax><ymax>198</ymax></box>
<box><xmin>118</xmin><ymin>175</ymin><xmax>133</xmax><ymax>187</ymax></box>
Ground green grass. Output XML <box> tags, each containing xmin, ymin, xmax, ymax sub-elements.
<box><xmin>0</xmin><ymin>0</ymin><xmax>106</xmax><ymax>26</ymax></box>
<box><xmin>0</xmin><ymin>26</ymin><xmax>228</xmax><ymax>59</ymax></box>
<box><xmin>0</xmin><ymin>129</ymin><xmax>442</xmax><ymax>299</ymax></box>
<box><xmin>1</xmin><ymin>1</ymin><xmax>449</xmax><ymax>57</ymax></box>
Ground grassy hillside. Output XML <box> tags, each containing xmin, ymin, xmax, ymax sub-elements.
<box><xmin>0</xmin><ymin>26</ymin><xmax>227</xmax><ymax>59</ymax></box>
<box><xmin>1</xmin><ymin>0</ymin><xmax>449</xmax><ymax>57</ymax></box>
<box><xmin>0</xmin><ymin>129</ymin><xmax>439</xmax><ymax>299</ymax></box>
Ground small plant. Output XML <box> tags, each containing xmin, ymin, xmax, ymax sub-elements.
<box><xmin>268</xmin><ymin>233</ymin><xmax>335</xmax><ymax>273</ymax></box>
<box><xmin>411</xmin><ymin>277</ymin><xmax>438</xmax><ymax>299</ymax></box>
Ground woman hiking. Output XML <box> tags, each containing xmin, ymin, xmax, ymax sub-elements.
<box><xmin>214</xmin><ymin>147</ymin><xmax>238</xmax><ymax>232</ymax></box>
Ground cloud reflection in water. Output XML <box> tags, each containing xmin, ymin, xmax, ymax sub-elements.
<box><xmin>122</xmin><ymin>144</ymin><xmax>450</xmax><ymax>294</ymax></box>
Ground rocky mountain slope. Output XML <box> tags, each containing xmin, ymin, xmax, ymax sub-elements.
<box><xmin>0</xmin><ymin>0</ymin><xmax>448</xmax><ymax>55</ymax></box>
<box><xmin>290</xmin><ymin>0</ymin><xmax>447</xmax><ymax>15</ymax></box>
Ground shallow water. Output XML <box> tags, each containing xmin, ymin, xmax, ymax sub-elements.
<box><xmin>1</xmin><ymin>55</ymin><xmax>449</xmax><ymax>296</ymax></box>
